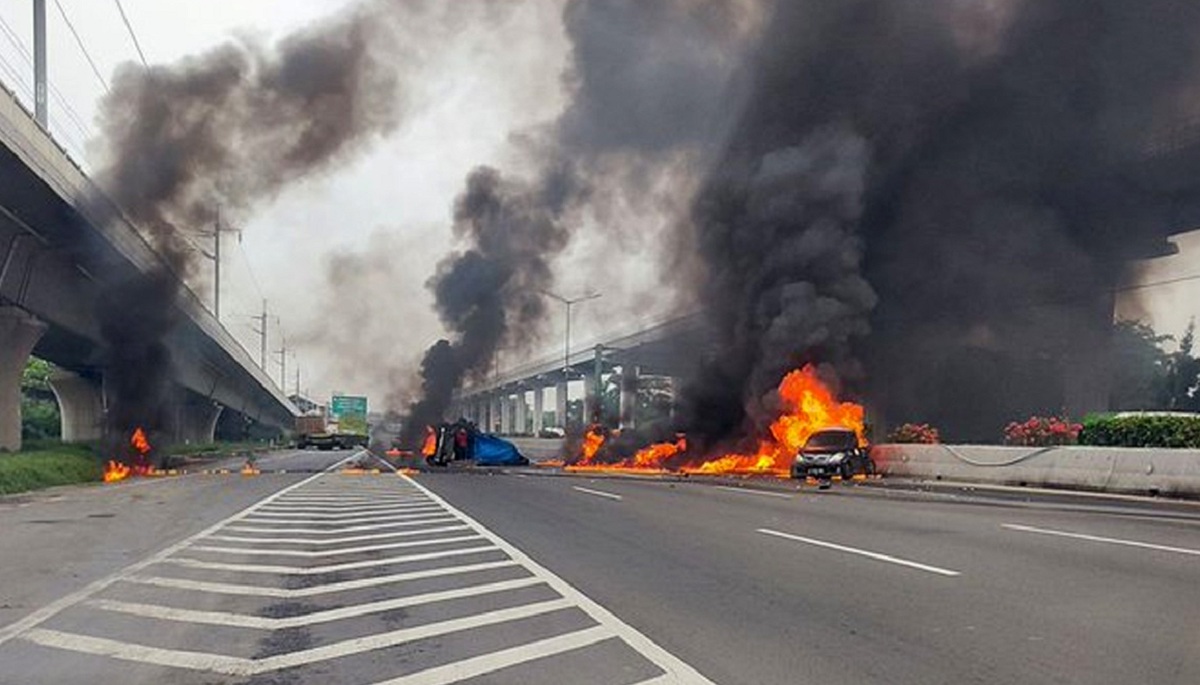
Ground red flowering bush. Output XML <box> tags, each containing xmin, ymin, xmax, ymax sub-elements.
<box><xmin>1003</xmin><ymin>416</ymin><xmax>1082</xmax><ymax>446</ymax></box>
<box><xmin>888</xmin><ymin>423</ymin><xmax>941</xmax><ymax>444</ymax></box>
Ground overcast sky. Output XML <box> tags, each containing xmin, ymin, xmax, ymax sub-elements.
<box><xmin>0</xmin><ymin>0</ymin><xmax>676</xmax><ymax>410</ymax></box>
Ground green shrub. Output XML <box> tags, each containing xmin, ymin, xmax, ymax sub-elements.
<box><xmin>0</xmin><ymin>447</ymin><xmax>103</xmax><ymax>495</ymax></box>
<box><xmin>1080</xmin><ymin>414</ymin><xmax>1200</xmax><ymax>448</ymax></box>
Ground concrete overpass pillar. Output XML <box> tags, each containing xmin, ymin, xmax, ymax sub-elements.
<box><xmin>584</xmin><ymin>379</ymin><xmax>599</xmax><ymax>426</ymax></box>
<box><xmin>173</xmin><ymin>397</ymin><xmax>224</xmax><ymax>445</ymax></box>
<box><xmin>0</xmin><ymin>307</ymin><xmax>47</xmax><ymax>452</ymax></box>
<box><xmin>515</xmin><ymin>391</ymin><xmax>528</xmax><ymax>436</ymax></box>
<box><xmin>500</xmin><ymin>394</ymin><xmax>513</xmax><ymax>435</ymax></box>
<box><xmin>490</xmin><ymin>394</ymin><xmax>503</xmax><ymax>434</ymax></box>
<box><xmin>619</xmin><ymin>365</ymin><xmax>640</xmax><ymax>430</ymax></box>
<box><xmin>48</xmin><ymin>371</ymin><xmax>104</xmax><ymax>443</ymax></box>
<box><xmin>555</xmin><ymin>380</ymin><xmax>568</xmax><ymax>429</ymax></box>
<box><xmin>532</xmin><ymin>386</ymin><xmax>545</xmax><ymax>436</ymax></box>
<box><xmin>475</xmin><ymin>397</ymin><xmax>487</xmax><ymax>430</ymax></box>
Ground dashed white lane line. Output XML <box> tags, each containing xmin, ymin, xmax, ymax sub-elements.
<box><xmin>756</xmin><ymin>528</ymin><xmax>962</xmax><ymax>577</ymax></box>
<box><xmin>406</xmin><ymin>475</ymin><xmax>715</xmax><ymax>683</ymax></box>
<box><xmin>371</xmin><ymin>625</ymin><xmax>614</xmax><ymax>685</ymax></box>
<box><xmin>88</xmin><ymin>576</ymin><xmax>547</xmax><ymax>629</ymax></box>
<box><xmin>164</xmin><ymin>544</ymin><xmax>500</xmax><ymax>575</ymax></box>
<box><xmin>0</xmin><ymin>453</ymin><xmax>361</xmax><ymax>649</ymax></box>
<box><xmin>1003</xmin><ymin>523</ymin><xmax>1200</xmax><ymax>557</ymax></box>
<box><xmin>223</xmin><ymin>517</ymin><xmax>456</xmax><ymax>535</ymax></box>
<box><xmin>715</xmin><ymin>485</ymin><xmax>792</xmax><ymax>499</ymax></box>
<box><xmin>22</xmin><ymin>599</ymin><xmax>576</xmax><ymax>676</ymax></box>
<box><xmin>208</xmin><ymin>524</ymin><xmax>468</xmax><ymax>546</ymax></box>
<box><xmin>572</xmin><ymin>486</ymin><xmax>623</xmax><ymax>501</ymax></box>
<box><xmin>124</xmin><ymin>560</ymin><xmax>522</xmax><ymax>598</ymax></box>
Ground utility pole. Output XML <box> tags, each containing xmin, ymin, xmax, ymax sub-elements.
<box><xmin>275</xmin><ymin>341</ymin><xmax>287</xmax><ymax>390</ymax></box>
<box><xmin>213</xmin><ymin>207</ymin><xmax>222</xmax><ymax>321</ymax></box>
<box><xmin>250</xmin><ymin>299</ymin><xmax>268</xmax><ymax>370</ymax></box>
<box><xmin>33</xmin><ymin>0</ymin><xmax>47</xmax><ymax>127</ymax></box>
<box><xmin>294</xmin><ymin>364</ymin><xmax>301</xmax><ymax>398</ymax></box>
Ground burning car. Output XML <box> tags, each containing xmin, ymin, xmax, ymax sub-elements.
<box><xmin>790</xmin><ymin>427</ymin><xmax>873</xmax><ymax>485</ymax></box>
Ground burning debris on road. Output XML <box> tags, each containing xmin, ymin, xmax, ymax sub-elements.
<box><xmin>568</xmin><ymin>365</ymin><xmax>865</xmax><ymax>478</ymax></box>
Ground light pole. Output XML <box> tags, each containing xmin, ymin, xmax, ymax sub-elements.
<box><xmin>541</xmin><ymin>290</ymin><xmax>602</xmax><ymax>377</ymax></box>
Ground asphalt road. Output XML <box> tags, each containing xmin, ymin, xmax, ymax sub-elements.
<box><xmin>1</xmin><ymin>450</ymin><xmax>1198</xmax><ymax>684</ymax></box>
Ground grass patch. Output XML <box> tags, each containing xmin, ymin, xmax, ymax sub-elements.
<box><xmin>0</xmin><ymin>444</ymin><xmax>103</xmax><ymax>495</ymax></box>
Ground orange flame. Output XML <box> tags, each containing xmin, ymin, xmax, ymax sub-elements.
<box><xmin>579</xmin><ymin>426</ymin><xmax>607</xmax><ymax>464</ymax></box>
<box><xmin>421</xmin><ymin>426</ymin><xmax>438</xmax><ymax>457</ymax></box>
<box><xmin>103</xmin><ymin>460</ymin><xmax>132</xmax><ymax>483</ymax></box>
<box><xmin>565</xmin><ymin>366</ymin><xmax>864</xmax><ymax>477</ymax></box>
<box><xmin>131</xmin><ymin>427</ymin><xmax>151</xmax><ymax>456</ymax></box>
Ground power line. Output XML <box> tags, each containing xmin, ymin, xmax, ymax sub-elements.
<box><xmin>51</xmin><ymin>0</ymin><xmax>109</xmax><ymax>93</ymax></box>
<box><xmin>111</xmin><ymin>0</ymin><xmax>147</xmax><ymax>66</ymax></box>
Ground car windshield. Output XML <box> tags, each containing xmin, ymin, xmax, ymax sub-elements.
<box><xmin>804</xmin><ymin>430</ymin><xmax>857</xmax><ymax>450</ymax></box>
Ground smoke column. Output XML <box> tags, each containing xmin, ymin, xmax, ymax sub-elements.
<box><xmin>677</xmin><ymin>0</ymin><xmax>1200</xmax><ymax>445</ymax></box>
<box><xmin>91</xmin><ymin>0</ymin><xmax>405</xmax><ymax>440</ymax></box>
<box><xmin>400</xmin><ymin>0</ymin><xmax>762</xmax><ymax>444</ymax></box>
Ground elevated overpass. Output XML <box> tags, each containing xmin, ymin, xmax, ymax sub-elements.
<box><xmin>453</xmin><ymin>313</ymin><xmax>711</xmax><ymax>435</ymax></box>
<box><xmin>0</xmin><ymin>86</ymin><xmax>296</xmax><ymax>450</ymax></box>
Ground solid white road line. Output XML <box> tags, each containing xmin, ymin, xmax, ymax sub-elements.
<box><xmin>208</xmin><ymin>524</ymin><xmax>468</xmax><ymax>546</ymax></box>
<box><xmin>406</xmin><ymin>475</ymin><xmax>717</xmax><ymax>684</ymax></box>
<box><xmin>247</xmin><ymin>504</ymin><xmax>442</xmax><ymax>519</ymax></box>
<box><xmin>572</xmin><ymin>486</ymin><xmax>623</xmax><ymax>501</ymax></box>
<box><xmin>371</xmin><ymin>625</ymin><xmax>612</xmax><ymax>685</ymax></box>
<box><xmin>715</xmin><ymin>485</ymin><xmax>792</xmax><ymax>499</ymax></box>
<box><xmin>187</xmin><ymin>533</ymin><xmax>481</xmax><ymax>558</ymax></box>
<box><xmin>238</xmin><ymin>511</ymin><xmax>445</xmax><ymax>526</ymax></box>
<box><xmin>756</xmin><ymin>528</ymin><xmax>962</xmax><ymax>577</ymax></box>
<box><xmin>88</xmin><ymin>576</ymin><xmax>547</xmax><ymax>629</ymax></box>
<box><xmin>0</xmin><ymin>454</ymin><xmax>360</xmax><ymax>648</ymax></box>
<box><xmin>1003</xmin><ymin>523</ymin><xmax>1200</xmax><ymax>557</ymax></box>
<box><xmin>24</xmin><ymin>599</ymin><xmax>579</xmax><ymax>676</ymax></box>
<box><xmin>124</xmin><ymin>560</ymin><xmax>522</xmax><ymax>598</ymax></box>
<box><xmin>164</xmin><ymin>544</ymin><xmax>501</xmax><ymax>575</ymax></box>
<box><xmin>256</xmin><ymin>502</ymin><xmax>431</xmax><ymax>514</ymax></box>
<box><xmin>223</xmin><ymin>517</ymin><xmax>456</xmax><ymax>535</ymax></box>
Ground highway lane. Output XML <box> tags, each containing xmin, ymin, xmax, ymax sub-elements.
<box><xmin>416</xmin><ymin>472</ymin><xmax>1200</xmax><ymax>685</ymax></box>
<box><xmin>0</xmin><ymin>457</ymin><xmax>1197</xmax><ymax>684</ymax></box>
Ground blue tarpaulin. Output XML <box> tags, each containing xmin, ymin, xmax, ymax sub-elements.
<box><xmin>473</xmin><ymin>434</ymin><xmax>528</xmax><ymax>466</ymax></box>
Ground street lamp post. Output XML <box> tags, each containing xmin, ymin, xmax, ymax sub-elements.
<box><xmin>541</xmin><ymin>290</ymin><xmax>602</xmax><ymax>377</ymax></box>
<box><xmin>541</xmin><ymin>290</ymin><xmax>601</xmax><ymax>427</ymax></box>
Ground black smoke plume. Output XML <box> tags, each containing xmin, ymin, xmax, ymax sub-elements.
<box><xmin>400</xmin><ymin>166</ymin><xmax>574</xmax><ymax>445</ymax></box>
<box><xmin>678</xmin><ymin>0</ymin><xmax>1200</xmax><ymax>445</ymax></box>
<box><xmin>400</xmin><ymin>0</ymin><xmax>760</xmax><ymax>442</ymax></box>
<box><xmin>92</xmin><ymin>1</ymin><xmax>403</xmax><ymax>440</ymax></box>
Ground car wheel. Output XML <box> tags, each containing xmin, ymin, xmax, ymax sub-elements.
<box><xmin>840</xmin><ymin>462</ymin><xmax>855</xmax><ymax>481</ymax></box>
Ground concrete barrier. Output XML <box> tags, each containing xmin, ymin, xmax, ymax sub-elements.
<box><xmin>872</xmin><ymin>444</ymin><xmax>1200</xmax><ymax>498</ymax></box>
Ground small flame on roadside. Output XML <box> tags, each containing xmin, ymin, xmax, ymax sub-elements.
<box><xmin>103</xmin><ymin>427</ymin><xmax>156</xmax><ymax>483</ymax></box>
<box><xmin>421</xmin><ymin>426</ymin><xmax>437</xmax><ymax>457</ymax></box>
<box><xmin>566</xmin><ymin>366</ymin><xmax>865</xmax><ymax>477</ymax></box>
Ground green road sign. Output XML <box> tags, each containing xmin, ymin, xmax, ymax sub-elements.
<box><xmin>330</xmin><ymin>395</ymin><xmax>368</xmax><ymax>420</ymax></box>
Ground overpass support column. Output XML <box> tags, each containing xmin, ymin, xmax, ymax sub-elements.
<box><xmin>514</xmin><ymin>391</ymin><xmax>528</xmax><ymax>436</ymax></box>
<box><xmin>476</xmin><ymin>397</ymin><xmax>488</xmax><ymax>430</ymax></box>
<box><xmin>0</xmin><ymin>307</ymin><xmax>47</xmax><ymax>452</ymax></box>
<box><xmin>555</xmin><ymin>379</ymin><xmax>568</xmax><ymax>429</ymax></box>
<box><xmin>490</xmin><ymin>394</ymin><xmax>503</xmax><ymax>434</ymax></box>
<box><xmin>532</xmin><ymin>386</ymin><xmax>544</xmax><ymax>436</ymax></box>
<box><xmin>174</xmin><ymin>396</ymin><xmax>223</xmax><ymax>445</ymax></box>
<box><xmin>619</xmin><ymin>365</ymin><xmax>640</xmax><ymax>430</ymax></box>
<box><xmin>500</xmin><ymin>394</ymin><xmax>514</xmax><ymax>435</ymax></box>
<box><xmin>49</xmin><ymin>371</ymin><xmax>104</xmax><ymax>443</ymax></box>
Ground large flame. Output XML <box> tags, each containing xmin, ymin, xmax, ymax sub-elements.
<box><xmin>103</xmin><ymin>427</ymin><xmax>155</xmax><ymax>483</ymax></box>
<box><xmin>421</xmin><ymin>426</ymin><xmax>438</xmax><ymax>457</ymax></box>
<box><xmin>567</xmin><ymin>366</ymin><xmax>865</xmax><ymax>477</ymax></box>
